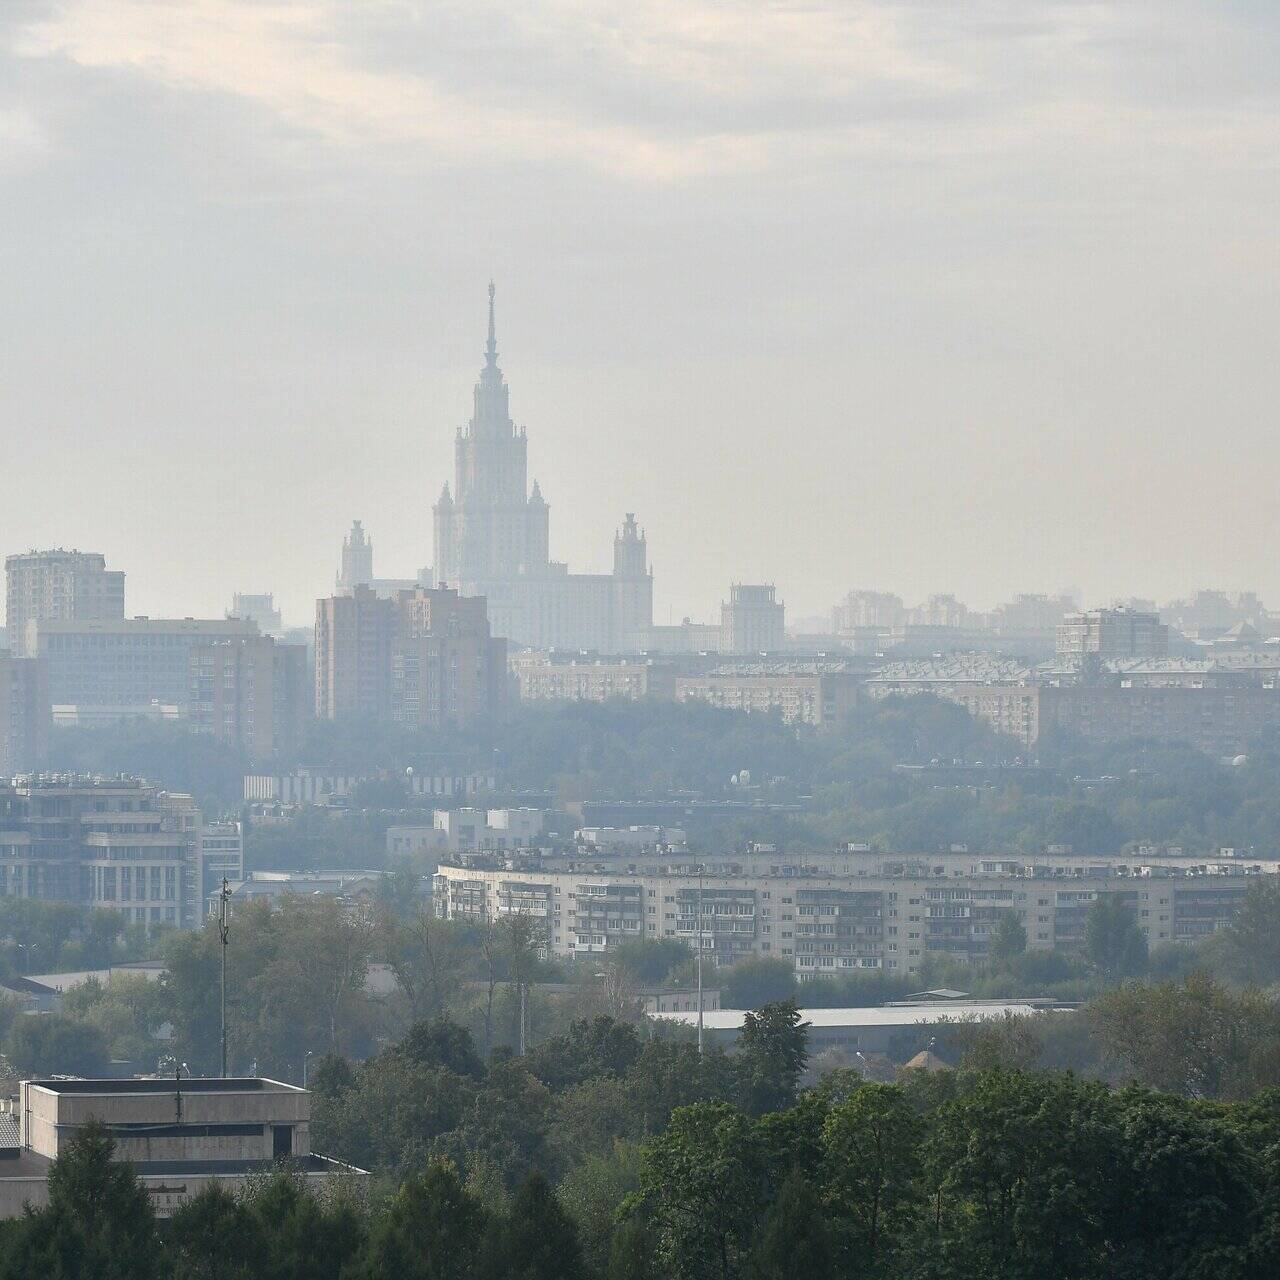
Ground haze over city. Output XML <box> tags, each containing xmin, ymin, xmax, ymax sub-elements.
<box><xmin>4</xmin><ymin>1</ymin><xmax>1280</xmax><ymax>626</ymax></box>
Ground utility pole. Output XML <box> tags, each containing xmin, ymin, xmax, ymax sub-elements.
<box><xmin>696</xmin><ymin>864</ymin><xmax>704</xmax><ymax>1056</ymax></box>
<box><xmin>218</xmin><ymin>878</ymin><xmax>231</xmax><ymax>1077</ymax></box>
<box><xmin>518</xmin><ymin>981</ymin><xmax>527</xmax><ymax>1057</ymax></box>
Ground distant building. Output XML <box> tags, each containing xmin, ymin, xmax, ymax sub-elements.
<box><xmin>675</xmin><ymin>661</ymin><xmax>860</xmax><ymax>726</ymax></box>
<box><xmin>435</xmin><ymin>853</ymin><xmax>1279</xmax><ymax>976</ymax></box>
<box><xmin>243</xmin><ymin>766</ymin><xmax>495</xmax><ymax>805</ymax></box>
<box><xmin>228</xmin><ymin>593</ymin><xmax>282</xmax><ymax>634</ymax></box>
<box><xmin>721</xmin><ymin>584</ymin><xmax>785</xmax><ymax>654</ymax></box>
<box><xmin>333</xmin><ymin>520</ymin><xmax>424</xmax><ymax>599</ymax></box>
<box><xmin>31</xmin><ymin>616</ymin><xmax>262</xmax><ymax>724</ymax></box>
<box><xmin>867</xmin><ymin>655</ymin><xmax>1280</xmax><ymax>752</ymax></box>
<box><xmin>575</xmin><ymin>825</ymin><xmax>688</xmax><ymax>850</ymax></box>
<box><xmin>216</xmin><ymin>869</ymin><xmax>387</xmax><ymax>916</ymax></box>
<box><xmin>644</xmin><ymin>619</ymin><xmax>725</xmax><ymax>654</ymax></box>
<box><xmin>833</xmin><ymin>590</ymin><xmax>906</xmax><ymax>632</ymax></box>
<box><xmin>509</xmin><ymin>650</ymin><xmax>679</xmax><ymax>703</ymax></box>
<box><xmin>0</xmin><ymin>777</ymin><xmax>194</xmax><ymax>926</ymax></box>
<box><xmin>315</xmin><ymin>585</ymin><xmax>505</xmax><ymax>730</ymax></box>
<box><xmin>5</xmin><ymin>550</ymin><xmax>125</xmax><ymax>658</ymax></box>
<box><xmin>0</xmin><ymin>652</ymin><xmax>50</xmax><ymax>775</ymax></box>
<box><xmin>386</xmin><ymin>807</ymin><xmax>545</xmax><ymax>858</ymax></box>
<box><xmin>1057</xmin><ymin>608</ymin><xmax>1168</xmax><ymax>663</ymax></box>
<box><xmin>314</xmin><ymin>585</ymin><xmax>396</xmax><ymax>720</ymax></box>
<box><xmin>337</xmin><ymin>519</ymin><xmax>374</xmax><ymax>593</ymax></box>
<box><xmin>0</xmin><ymin>1078</ymin><xmax>364</xmax><ymax>1218</ymax></box>
<box><xmin>187</xmin><ymin>637</ymin><xmax>308</xmax><ymax>762</ymax></box>
<box><xmin>431</xmin><ymin>285</ymin><xmax>653</xmax><ymax>651</ymax></box>
<box><xmin>198</xmin><ymin>820</ymin><xmax>244</xmax><ymax>915</ymax></box>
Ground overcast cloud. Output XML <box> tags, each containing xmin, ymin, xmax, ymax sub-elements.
<box><xmin>2</xmin><ymin>1</ymin><xmax>1279</xmax><ymax>626</ymax></box>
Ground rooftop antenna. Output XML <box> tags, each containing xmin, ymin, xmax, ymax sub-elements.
<box><xmin>218</xmin><ymin>878</ymin><xmax>231</xmax><ymax>1077</ymax></box>
<box><xmin>696</xmin><ymin>864</ymin><xmax>705</xmax><ymax>1056</ymax></box>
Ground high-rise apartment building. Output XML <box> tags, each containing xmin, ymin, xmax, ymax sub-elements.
<box><xmin>1056</xmin><ymin>607</ymin><xmax>1169</xmax><ymax>663</ymax></box>
<box><xmin>721</xmin><ymin>584</ymin><xmax>785</xmax><ymax>653</ymax></box>
<box><xmin>0</xmin><ymin>777</ymin><xmax>194</xmax><ymax>924</ymax></box>
<box><xmin>315</xmin><ymin>586</ymin><xmax>397</xmax><ymax>721</ymax></box>
<box><xmin>393</xmin><ymin>587</ymin><xmax>506</xmax><ymax>731</ymax></box>
<box><xmin>431</xmin><ymin>285</ymin><xmax>653</xmax><ymax>651</ymax></box>
<box><xmin>0</xmin><ymin>653</ymin><xmax>50</xmax><ymax>776</ymax></box>
<box><xmin>187</xmin><ymin>637</ymin><xmax>308</xmax><ymax>762</ymax></box>
<box><xmin>316</xmin><ymin>585</ymin><xmax>505</xmax><ymax>730</ymax></box>
<box><xmin>5</xmin><ymin>550</ymin><xmax>125</xmax><ymax>657</ymax></box>
<box><xmin>31</xmin><ymin>617</ymin><xmax>261</xmax><ymax>722</ymax></box>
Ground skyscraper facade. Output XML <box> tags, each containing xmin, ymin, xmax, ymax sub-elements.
<box><xmin>432</xmin><ymin>285</ymin><xmax>652</xmax><ymax>652</ymax></box>
<box><xmin>315</xmin><ymin>585</ymin><xmax>505</xmax><ymax>730</ymax></box>
<box><xmin>5</xmin><ymin>550</ymin><xmax>125</xmax><ymax>657</ymax></box>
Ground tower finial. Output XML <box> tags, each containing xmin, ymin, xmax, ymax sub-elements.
<box><xmin>486</xmin><ymin>279</ymin><xmax>497</xmax><ymax>367</ymax></box>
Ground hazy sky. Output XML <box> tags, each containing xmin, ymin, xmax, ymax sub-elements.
<box><xmin>3</xmin><ymin>2</ymin><xmax>1279</xmax><ymax>629</ymax></box>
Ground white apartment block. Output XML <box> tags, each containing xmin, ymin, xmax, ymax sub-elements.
<box><xmin>433</xmin><ymin>856</ymin><xmax>1275</xmax><ymax>978</ymax></box>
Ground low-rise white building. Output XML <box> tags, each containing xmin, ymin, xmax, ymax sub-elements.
<box><xmin>0</xmin><ymin>1077</ymin><xmax>365</xmax><ymax>1218</ymax></box>
<box><xmin>386</xmin><ymin>808</ymin><xmax>545</xmax><ymax>858</ymax></box>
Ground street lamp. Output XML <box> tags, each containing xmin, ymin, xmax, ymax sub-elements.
<box><xmin>303</xmin><ymin>1050</ymin><xmax>315</xmax><ymax>1088</ymax></box>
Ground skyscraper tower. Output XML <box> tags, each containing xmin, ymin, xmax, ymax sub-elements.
<box><xmin>427</xmin><ymin>284</ymin><xmax>653</xmax><ymax>651</ymax></box>
<box><xmin>337</xmin><ymin>520</ymin><xmax>374</xmax><ymax>593</ymax></box>
<box><xmin>434</xmin><ymin>283</ymin><xmax>548</xmax><ymax>584</ymax></box>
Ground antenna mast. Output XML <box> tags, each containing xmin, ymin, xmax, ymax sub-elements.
<box><xmin>218</xmin><ymin>878</ymin><xmax>231</xmax><ymax>1077</ymax></box>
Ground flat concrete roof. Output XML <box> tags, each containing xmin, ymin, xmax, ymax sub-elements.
<box><xmin>30</xmin><ymin>1078</ymin><xmax>302</xmax><ymax>1095</ymax></box>
<box><xmin>655</xmin><ymin>1002</ymin><xmax>1063</xmax><ymax>1031</ymax></box>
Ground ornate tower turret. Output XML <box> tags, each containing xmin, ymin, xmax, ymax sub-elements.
<box><xmin>337</xmin><ymin>520</ymin><xmax>373</xmax><ymax>593</ymax></box>
<box><xmin>613</xmin><ymin>513</ymin><xmax>648</xmax><ymax>578</ymax></box>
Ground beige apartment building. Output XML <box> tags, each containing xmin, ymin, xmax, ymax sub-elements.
<box><xmin>509</xmin><ymin>651</ymin><xmax>678</xmax><ymax>703</ymax></box>
<box><xmin>5</xmin><ymin>550</ymin><xmax>125</xmax><ymax>658</ymax></box>
<box><xmin>433</xmin><ymin>856</ymin><xmax>1269</xmax><ymax>978</ymax></box>
<box><xmin>315</xmin><ymin>585</ymin><xmax>505</xmax><ymax>730</ymax></box>
<box><xmin>675</xmin><ymin>663</ymin><xmax>860</xmax><ymax>727</ymax></box>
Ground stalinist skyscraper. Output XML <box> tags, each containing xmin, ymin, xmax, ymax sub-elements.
<box><xmin>433</xmin><ymin>283</ymin><xmax>549</xmax><ymax>584</ymax></box>
<box><xmin>432</xmin><ymin>284</ymin><xmax>652</xmax><ymax>652</ymax></box>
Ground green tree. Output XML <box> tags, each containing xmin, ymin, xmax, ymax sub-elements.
<box><xmin>1085</xmin><ymin>895</ymin><xmax>1148</xmax><ymax>979</ymax></box>
<box><xmin>527</xmin><ymin>1016</ymin><xmax>642</xmax><ymax>1092</ymax></box>
<box><xmin>487</xmin><ymin>1170</ymin><xmax>586</xmax><ymax>1280</ymax></box>
<box><xmin>242</xmin><ymin>1170</ymin><xmax>367</xmax><ymax>1280</ymax></box>
<box><xmin>612</xmin><ymin>938</ymin><xmax>693</xmax><ymax>986</ymax></box>
<box><xmin>558</xmin><ymin>1142</ymin><xmax>645</xmax><ymax>1277</ymax></box>
<box><xmin>397</xmin><ymin>1019</ymin><xmax>486</xmax><ymax>1080</ymax></box>
<box><xmin>1089</xmin><ymin>972</ymin><xmax>1280</xmax><ymax>1099</ymax></box>
<box><xmin>0</xmin><ymin>1120</ymin><xmax>163</xmax><ymax>1280</ymax></box>
<box><xmin>736</xmin><ymin>1000</ymin><xmax>810</xmax><ymax>1116</ymax></box>
<box><xmin>923</xmin><ymin>1070</ymin><xmax>1122</xmax><ymax>1279</ymax></box>
<box><xmin>6</xmin><ymin>1012</ymin><xmax>109</xmax><ymax>1077</ymax></box>
<box><xmin>747</xmin><ymin>1171</ymin><xmax>834</xmax><ymax>1280</ymax></box>
<box><xmin>987</xmin><ymin>910</ymin><xmax>1027</xmax><ymax>963</ymax></box>
<box><xmin>722</xmin><ymin>958</ymin><xmax>797</xmax><ymax>1011</ymax></box>
<box><xmin>607</xmin><ymin>1216</ymin><xmax>656</xmax><ymax>1280</ymax></box>
<box><xmin>633</xmin><ymin>1102</ymin><xmax>764</xmax><ymax>1280</ymax></box>
<box><xmin>167</xmin><ymin>1183</ymin><xmax>266</xmax><ymax>1280</ymax></box>
<box><xmin>1110</xmin><ymin>1087</ymin><xmax>1258</xmax><ymax>1279</ymax></box>
<box><xmin>1206</xmin><ymin>879</ymin><xmax>1280</xmax><ymax>985</ymax></box>
<box><xmin>820</xmin><ymin>1084</ymin><xmax>921</xmax><ymax>1273</ymax></box>
<box><xmin>353</xmin><ymin>1160</ymin><xmax>487</xmax><ymax>1280</ymax></box>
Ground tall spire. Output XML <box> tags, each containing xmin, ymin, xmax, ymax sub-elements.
<box><xmin>485</xmin><ymin>279</ymin><xmax>498</xmax><ymax>369</ymax></box>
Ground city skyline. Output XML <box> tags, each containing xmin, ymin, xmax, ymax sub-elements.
<box><xmin>4</xmin><ymin>3</ymin><xmax>1280</xmax><ymax>624</ymax></box>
